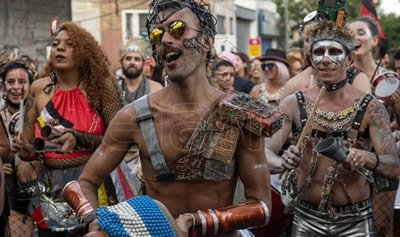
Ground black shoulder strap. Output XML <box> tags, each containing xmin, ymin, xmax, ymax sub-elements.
<box><xmin>295</xmin><ymin>91</ymin><xmax>308</xmax><ymax>128</ymax></box>
<box><xmin>352</xmin><ymin>94</ymin><xmax>374</xmax><ymax>130</ymax></box>
<box><xmin>134</xmin><ymin>95</ymin><xmax>173</xmax><ymax>181</ymax></box>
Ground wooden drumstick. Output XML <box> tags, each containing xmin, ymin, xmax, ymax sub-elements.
<box><xmin>281</xmin><ymin>87</ymin><xmax>326</xmax><ymax>178</ymax></box>
<box><xmin>295</xmin><ymin>86</ymin><xmax>326</xmax><ymax>149</ymax></box>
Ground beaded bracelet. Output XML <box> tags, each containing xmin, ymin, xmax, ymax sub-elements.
<box><xmin>370</xmin><ymin>153</ymin><xmax>380</xmax><ymax>171</ymax></box>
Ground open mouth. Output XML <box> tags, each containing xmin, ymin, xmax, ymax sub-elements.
<box><xmin>354</xmin><ymin>45</ymin><xmax>361</xmax><ymax>50</ymax></box>
<box><xmin>163</xmin><ymin>49</ymin><xmax>182</xmax><ymax>64</ymax></box>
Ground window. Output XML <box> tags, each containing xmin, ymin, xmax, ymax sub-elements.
<box><xmin>121</xmin><ymin>9</ymin><xmax>148</xmax><ymax>43</ymax></box>
<box><xmin>139</xmin><ymin>13</ymin><xmax>147</xmax><ymax>37</ymax></box>
<box><xmin>126</xmin><ymin>13</ymin><xmax>133</xmax><ymax>39</ymax></box>
<box><xmin>217</xmin><ymin>15</ymin><xmax>226</xmax><ymax>34</ymax></box>
<box><xmin>229</xmin><ymin>17</ymin><xmax>234</xmax><ymax>35</ymax></box>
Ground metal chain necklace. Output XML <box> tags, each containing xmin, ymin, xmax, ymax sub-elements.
<box><xmin>304</xmin><ymin>99</ymin><xmax>361</xmax><ymax>131</ymax></box>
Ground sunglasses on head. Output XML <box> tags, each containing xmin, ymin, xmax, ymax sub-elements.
<box><xmin>149</xmin><ymin>20</ymin><xmax>200</xmax><ymax>45</ymax></box>
<box><xmin>261</xmin><ymin>63</ymin><xmax>275</xmax><ymax>71</ymax></box>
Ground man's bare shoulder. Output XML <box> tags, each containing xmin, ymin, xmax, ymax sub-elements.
<box><xmin>148</xmin><ymin>79</ymin><xmax>164</xmax><ymax>92</ymax></box>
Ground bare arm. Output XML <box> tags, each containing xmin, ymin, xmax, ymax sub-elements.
<box><xmin>0</xmin><ymin>116</ymin><xmax>11</xmax><ymax>163</ymax></box>
<box><xmin>78</xmin><ymin>105</ymin><xmax>136</xmax><ymax>208</ymax></box>
<box><xmin>368</xmin><ymin>99</ymin><xmax>400</xmax><ymax>178</ymax></box>
<box><xmin>265</xmin><ymin>95</ymin><xmax>296</xmax><ymax>174</ymax></box>
<box><xmin>236</xmin><ymin>130</ymin><xmax>271</xmax><ymax>209</ymax></box>
<box><xmin>16</xmin><ymin>81</ymin><xmax>40</xmax><ymax>161</ymax></box>
<box><xmin>0</xmin><ymin>159</ymin><xmax>4</xmax><ymax>215</ymax></box>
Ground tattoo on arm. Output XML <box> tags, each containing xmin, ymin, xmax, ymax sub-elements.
<box><xmin>24</xmin><ymin>94</ymin><xmax>34</xmax><ymax>125</ymax></box>
<box><xmin>369</xmin><ymin>100</ymin><xmax>397</xmax><ymax>154</ymax></box>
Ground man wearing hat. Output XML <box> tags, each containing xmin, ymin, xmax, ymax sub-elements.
<box><xmin>250</xmin><ymin>48</ymin><xmax>290</xmax><ymax>106</ymax></box>
<box><xmin>266</xmin><ymin>20</ymin><xmax>400</xmax><ymax>236</ymax></box>
<box><xmin>119</xmin><ymin>43</ymin><xmax>163</xmax><ymax>105</ymax></box>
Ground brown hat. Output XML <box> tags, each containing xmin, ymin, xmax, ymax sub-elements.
<box><xmin>258</xmin><ymin>48</ymin><xmax>289</xmax><ymax>67</ymax></box>
<box><xmin>120</xmin><ymin>43</ymin><xmax>144</xmax><ymax>60</ymax></box>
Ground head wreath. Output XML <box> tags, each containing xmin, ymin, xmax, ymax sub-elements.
<box><xmin>306</xmin><ymin>20</ymin><xmax>355</xmax><ymax>54</ymax></box>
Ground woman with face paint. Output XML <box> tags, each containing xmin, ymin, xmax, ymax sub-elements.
<box><xmin>349</xmin><ymin>16</ymin><xmax>398</xmax><ymax>237</ymax></box>
<box><xmin>0</xmin><ymin>60</ymin><xmax>40</xmax><ymax>237</ymax></box>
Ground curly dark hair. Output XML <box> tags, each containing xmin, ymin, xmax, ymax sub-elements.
<box><xmin>41</xmin><ymin>22</ymin><xmax>121</xmax><ymax>124</ymax></box>
<box><xmin>146</xmin><ymin>0</ymin><xmax>217</xmax><ymax>69</ymax></box>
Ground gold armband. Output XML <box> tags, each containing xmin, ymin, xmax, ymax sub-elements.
<box><xmin>196</xmin><ymin>201</ymin><xmax>269</xmax><ymax>236</ymax></box>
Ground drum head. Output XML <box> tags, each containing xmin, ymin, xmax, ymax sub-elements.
<box><xmin>373</xmin><ymin>72</ymin><xmax>400</xmax><ymax>98</ymax></box>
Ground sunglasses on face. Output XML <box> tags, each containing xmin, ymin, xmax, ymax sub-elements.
<box><xmin>149</xmin><ymin>20</ymin><xmax>199</xmax><ymax>45</ymax></box>
<box><xmin>261</xmin><ymin>63</ymin><xmax>275</xmax><ymax>71</ymax></box>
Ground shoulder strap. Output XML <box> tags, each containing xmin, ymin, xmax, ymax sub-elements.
<box><xmin>134</xmin><ymin>95</ymin><xmax>173</xmax><ymax>181</ymax></box>
<box><xmin>295</xmin><ymin>91</ymin><xmax>307</xmax><ymax>127</ymax></box>
<box><xmin>352</xmin><ymin>94</ymin><xmax>374</xmax><ymax>130</ymax></box>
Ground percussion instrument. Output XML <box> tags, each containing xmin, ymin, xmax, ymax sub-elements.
<box><xmin>371</xmin><ymin>71</ymin><xmax>399</xmax><ymax>103</ymax></box>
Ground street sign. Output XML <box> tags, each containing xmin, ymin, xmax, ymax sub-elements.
<box><xmin>248</xmin><ymin>38</ymin><xmax>261</xmax><ymax>57</ymax></box>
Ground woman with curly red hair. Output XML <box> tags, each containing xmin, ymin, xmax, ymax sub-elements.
<box><xmin>12</xmin><ymin>22</ymin><xmax>122</xmax><ymax>236</ymax></box>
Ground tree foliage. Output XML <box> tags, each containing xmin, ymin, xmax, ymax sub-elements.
<box><xmin>379</xmin><ymin>13</ymin><xmax>400</xmax><ymax>49</ymax></box>
<box><xmin>272</xmin><ymin>0</ymin><xmax>390</xmax><ymax>49</ymax></box>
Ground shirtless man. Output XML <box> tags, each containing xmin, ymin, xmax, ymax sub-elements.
<box><xmin>266</xmin><ymin>20</ymin><xmax>400</xmax><ymax>236</ymax></box>
<box><xmin>76</xmin><ymin>0</ymin><xmax>273</xmax><ymax>236</ymax></box>
<box><xmin>280</xmin><ymin>21</ymin><xmax>370</xmax><ymax>101</ymax></box>
<box><xmin>118</xmin><ymin>43</ymin><xmax>163</xmax><ymax>105</ymax></box>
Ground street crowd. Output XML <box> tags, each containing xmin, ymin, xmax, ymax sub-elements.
<box><xmin>1</xmin><ymin>0</ymin><xmax>400</xmax><ymax>237</ymax></box>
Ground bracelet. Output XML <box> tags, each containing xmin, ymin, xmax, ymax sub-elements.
<box><xmin>197</xmin><ymin>210</ymin><xmax>206</xmax><ymax>237</ymax></box>
<box><xmin>181</xmin><ymin>213</ymin><xmax>196</xmax><ymax>231</ymax></box>
<box><xmin>208</xmin><ymin>209</ymin><xmax>219</xmax><ymax>235</ymax></box>
<box><xmin>370</xmin><ymin>153</ymin><xmax>380</xmax><ymax>171</ymax></box>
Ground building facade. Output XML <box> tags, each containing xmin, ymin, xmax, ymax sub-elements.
<box><xmin>215</xmin><ymin>0</ymin><xmax>280</xmax><ymax>56</ymax></box>
<box><xmin>0</xmin><ymin>0</ymin><xmax>71</xmax><ymax>68</ymax></box>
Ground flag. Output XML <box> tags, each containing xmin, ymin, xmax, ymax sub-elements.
<box><xmin>360</xmin><ymin>0</ymin><xmax>385</xmax><ymax>39</ymax></box>
<box><xmin>360</xmin><ymin>0</ymin><xmax>387</xmax><ymax>58</ymax></box>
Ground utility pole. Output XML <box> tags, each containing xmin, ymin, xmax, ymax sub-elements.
<box><xmin>284</xmin><ymin>0</ymin><xmax>289</xmax><ymax>51</ymax></box>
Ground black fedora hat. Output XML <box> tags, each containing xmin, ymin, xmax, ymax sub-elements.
<box><xmin>258</xmin><ymin>48</ymin><xmax>289</xmax><ymax>67</ymax></box>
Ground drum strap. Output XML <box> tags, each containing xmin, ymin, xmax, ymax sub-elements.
<box><xmin>295</xmin><ymin>91</ymin><xmax>308</xmax><ymax>128</ymax></box>
<box><xmin>134</xmin><ymin>95</ymin><xmax>174</xmax><ymax>181</ymax></box>
<box><xmin>351</xmin><ymin>94</ymin><xmax>374</xmax><ymax>130</ymax></box>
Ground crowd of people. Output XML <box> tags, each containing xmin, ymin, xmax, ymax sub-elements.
<box><xmin>1</xmin><ymin>0</ymin><xmax>400</xmax><ymax>236</ymax></box>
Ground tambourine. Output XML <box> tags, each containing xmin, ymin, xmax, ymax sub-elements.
<box><xmin>372</xmin><ymin>71</ymin><xmax>400</xmax><ymax>103</ymax></box>
<box><xmin>8</xmin><ymin>111</ymin><xmax>22</xmax><ymax>137</ymax></box>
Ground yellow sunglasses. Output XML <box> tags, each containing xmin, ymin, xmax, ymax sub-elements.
<box><xmin>149</xmin><ymin>21</ymin><xmax>199</xmax><ymax>45</ymax></box>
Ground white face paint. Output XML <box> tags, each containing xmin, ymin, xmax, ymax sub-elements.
<box><xmin>311</xmin><ymin>40</ymin><xmax>346</xmax><ymax>66</ymax></box>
